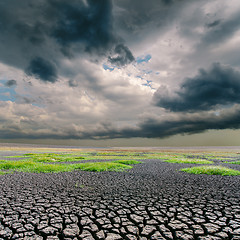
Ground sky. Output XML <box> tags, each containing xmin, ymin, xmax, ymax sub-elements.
<box><xmin>0</xmin><ymin>0</ymin><xmax>240</xmax><ymax>147</ymax></box>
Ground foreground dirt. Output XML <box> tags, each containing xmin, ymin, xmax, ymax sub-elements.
<box><xmin>0</xmin><ymin>151</ymin><xmax>240</xmax><ymax>239</ymax></box>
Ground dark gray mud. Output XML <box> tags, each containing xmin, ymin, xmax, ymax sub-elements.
<box><xmin>0</xmin><ymin>149</ymin><xmax>240</xmax><ymax>239</ymax></box>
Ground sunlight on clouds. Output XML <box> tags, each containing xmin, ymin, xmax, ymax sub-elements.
<box><xmin>0</xmin><ymin>0</ymin><xmax>240</xmax><ymax>145</ymax></box>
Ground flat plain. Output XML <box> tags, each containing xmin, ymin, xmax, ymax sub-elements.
<box><xmin>0</xmin><ymin>144</ymin><xmax>240</xmax><ymax>239</ymax></box>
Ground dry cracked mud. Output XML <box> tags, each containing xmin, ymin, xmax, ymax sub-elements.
<box><xmin>0</xmin><ymin>158</ymin><xmax>240</xmax><ymax>240</ymax></box>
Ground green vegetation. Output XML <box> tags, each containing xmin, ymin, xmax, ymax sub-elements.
<box><xmin>112</xmin><ymin>160</ymin><xmax>142</xmax><ymax>165</ymax></box>
<box><xmin>22</xmin><ymin>153</ymin><xmax>86</xmax><ymax>162</ymax></box>
<box><xmin>4</xmin><ymin>153</ymin><xmax>85</xmax><ymax>162</ymax></box>
<box><xmin>4</xmin><ymin>150</ymin><xmax>238</xmax><ymax>163</ymax></box>
<box><xmin>164</xmin><ymin>158</ymin><xmax>213</xmax><ymax>164</ymax></box>
<box><xmin>1</xmin><ymin>149</ymin><xmax>240</xmax><ymax>176</ymax></box>
<box><xmin>0</xmin><ymin>160</ymin><xmax>71</xmax><ymax>173</ymax></box>
<box><xmin>72</xmin><ymin>162</ymin><xmax>132</xmax><ymax>172</ymax></box>
<box><xmin>226</xmin><ymin>161</ymin><xmax>240</xmax><ymax>165</ymax></box>
<box><xmin>3</xmin><ymin>155</ymin><xmax>27</xmax><ymax>158</ymax></box>
<box><xmin>75</xmin><ymin>182</ymin><xmax>85</xmax><ymax>188</ymax></box>
<box><xmin>0</xmin><ymin>159</ymin><xmax>138</xmax><ymax>174</ymax></box>
<box><xmin>181</xmin><ymin>166</ymin><xmax>240</xmax><ymax>176</ymax></box>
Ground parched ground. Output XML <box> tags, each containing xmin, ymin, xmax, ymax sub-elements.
<box><xmin>0</xmin><ymin>145</ymin><xmax>240</xmax><ymax>240</ymax></box>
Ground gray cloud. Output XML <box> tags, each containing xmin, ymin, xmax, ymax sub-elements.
<box><xmin>0</xmin><ymin>0</ymin><xmax>52</xmax><ymax>69</ymax></box>
<box><xmin>68</xmin><ymin>79</ymin><xmax>78</xmax><ymax>87</ymax></box>
<box><xmin>4</xmin><ymin>80</ymin><xmax>17</xmax><ymax>87</ymax></box>
<box><xmin>2</xmin><ymin>106</ymin><xmax>240</xmax><ymax>140</ymax></box>
<box><xmin>206</xmin><ymin>19</ymin><xmax>221</xmax><ymax>28</ymax></box>
<box><xmin>202</xmin><ymin>13</ymin><xmax>240</xmax><ymax>47</ymax></box>
<box><xmin>136</xmin><ymin>109</ymin><xmax>240</xmax><ymax>138</ymax></box>
<box><xmin>113</xmin><ymin>0</ymin><xmax>189</xmax><ymax>40</ymax></box>
<box><xmin>75</xmin><ymin>107</ymin><xmax>240</xmax><ymax>139</ymax></box>
<box><xmin>154</xmin><ymin>63</ymin><xmax>240</xmax><ymax>112</ymax></box>
<box><xmin>0</xmin><ymin>0</ymin><xmax>134</xmax><ymax>82</ymax></box>
<box><xmin>108</xmin><ymin>44</ymin><xmax>134</xmax><ymax>66</ymax></box>
<box><xmin>26</xmin><ymin>57</ymin><xmax>58</xmax><ymax>83</ymax></box>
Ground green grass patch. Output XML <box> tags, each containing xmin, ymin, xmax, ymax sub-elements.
<box><xmin>226</xmin><ymin>161</ymin><xmax>240</xmax><ymax>165</ymax></box>
<box><xmin>3</xmin><ymin>155</ymin><xmax>28</xmax><ymax>158</ymax></box>
<box><xmin>72</xmin><ymin>162</ymin><xmax>132</xmax><ymax>172</ymax></box>
<box><xmin>0</xmin><ymin>160</ymin><xmax>71</xmax><ymax>173</ymax></box>
<box><xmin>5</xmin><ymin>151</ymin><xmax>217</xmax><ymax>163</ymax></box>
<box><xmin>0</xmin><ymin>171</ymin><xmax>10</xmax><ymax>175</ymax></box>
<box><xmin>0</xmin><ymin>160</ymin><xmax>36</xmax><ymax>170</ymax></box>
<box><xmin>94</xmin><ymin>151</ymin><xmax>145</xmax><ymax>156</ymax></box>
<box><xmin>112</xmin><ymin>160</ymin><xmax>142</xmax><ymax>165</ymax></box>
<box><xmin>2</xmin><ymin>150</ymin><xmax>238</xmax><ymax>176</ymax></box>
<box><xmin>0</xmin><ymin>159</ymin><xmax>137</xmax><ymax>174</ymax></box>
<box><xmin>4</xmin><ymin>151</ymin><xmax>146</xmax><ymax>162</ymax></box>
<box><xmin>21</xmin><ymin>153</ymin><xmax>86</xmax><ymax>163</ymax></box>
<box><xmin>181</xmin><ymin>166</ymin><xmax>240</xmax><ymax>176</ymax></box>
<box><xmin>164</xmin><ymin>158</ymin><xmax>213</xmax><ymax>164</ymax></box>
<box><xmin>28</xmin><ymin>163</ymin><xmax>73</xmax><ymax>173</ymax></box>
<box><xmin>83</xmin><ymin>155</ymin><xmax>127</xmax><ymax>160</ymax></box>
<box><xmin>24</xmin><ymin>153</ymin><xmax>36</xmax><ymax>156</ymax></box>
<box><xmin>0</xmin><ymin>151</ymin><xmax>144</xmax><ymax>174</ymax></box>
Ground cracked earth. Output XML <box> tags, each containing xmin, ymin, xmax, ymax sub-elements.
<box><xmin>0</xmin><ymin>155</ymin><xmax>240</xmax><ymax>239</ymax></box>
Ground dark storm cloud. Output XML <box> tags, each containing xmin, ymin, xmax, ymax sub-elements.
<box><xmin>80</xmin><ymin>107</ymin><xmax>240</xmax><ymax>139</ymax></box>
<box><xmin>136</xmin><ymin>111</ymin><xmax>240</xmax><ymax>138</ymax></box>
<box><xmin>154</xmin><ymin>63</ymin><xmax>240</xmax><ymax>112</ymax></box>
<box><xmin>0</xmin><ymin>1</ymin><xmax>51</xmax><ymax>68</ymax></box>
<box><xmin>0</xmin><ymin>0</ymin><xmax>134</xmax><ymax>81</ymax></box>
<box><xmin>0</xmin><ymin>0</ymin><xmax>114</xmax><ymax>51</ymax></box>
<box><xmin>26</xmin><ymin>57</ymin><xmax>57</xmax><ymax>83</ymax></box>
<box><xmin>4</xmin><ymin>80</ymin><xmax>17</xmax><ymax>87</ymax></box>
<box><xmin>108</xmin><ymin>44</ymin><xmax>134</xmax><ymax>66</ymax></box>
<box><xmin>50</xmin><ymin>0</ymin><xmax>114</xmax><ymax>54</ymax></box>
<box><xmin>14</xmin><ymin>21</ymin><xmax>46</xmax><ymax>46</ymax></box>
<box><xmin>2</xmin><ymin>106</ymin><xmax>240</xmax><ymax>140</ymax></box>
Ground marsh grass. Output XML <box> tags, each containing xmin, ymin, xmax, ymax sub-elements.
<box><xmin>72</xmin><ymin>162</ymin><xmax>132</xmax><ymax>172</ymax></box>
<box><xmin>200</xmin><ymin>153</ymin><xmax>239</xmax><ymax>161</ymax></box>
<box><xmin>112</xmin><ymin>160</ymin><xmax>142</xmax><ymax>165</ymax></box>
<box><xmin>0</xmin><ymin>171</ymin><xmax>10</xmax><ymax>175</ymax></box>
<box><xmin>1</xmin><ymin>150</ymin><xmax>239</xmax><ymax>176</ymax></box>
<box><xmin>0</xmin><ymin>160</ymin><xmax>35</xmax><ymax>170</ymax></box>
<box><xmin>164</xmin><ymin>158</ymin><xmax>214</xmax><ymax>164</ymax></box>
<box><xmin>181</xmin><ymin>166</ymin><xmax>240</xmax><ymax>176</ymax></box>
<box><xmin>226</xmin><ymin>161</ymin><xmax>240</xmax><ymax>165</ymax></box>
<box><xmin>0</xmin><ymin>159</ymin><xmax>136</xmax><ymax>174</ymax></box>
<box><xmin>0</xmin><ymin>160</ymin><xmax>70</xmax><ymax>173</ymax></box>
<box><xmin>23</xmin><ymin>153</ymin><xmax>85</xmax><ymax>163</ymax></box>
<box><xmin>3</xmin><ymin>155</ymin><xmax>28</xmax><ymax>158</ymax></box>
<box><xmin>17</xmin><ymin>152</ymin><xmax>146</xmax><ymax>162</ymax></box>
<box><xmin>6</xmin><ymin>151</ymin><xmax>232</xmax><ymax>163</ymax></box>
<box><xmin>83</xmin><ymin>155</ymin><xmax>129</xmax><ymax>160</ymax></box>
<box><xmin>3</xmin><ymin>153</ymin><xmax>86</xmax><ymax>162</ymax></box>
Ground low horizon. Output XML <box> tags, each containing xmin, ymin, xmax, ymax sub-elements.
<box><xmin>1</xmin><ymin>137</ymin><xmax>240</xmax><ymax>149</ymax></box>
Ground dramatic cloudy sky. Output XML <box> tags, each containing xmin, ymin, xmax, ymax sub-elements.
<box><xmin>0</xmin><ymin>0</ymin><xmax>240</xmax><ymax>146</ymax></box>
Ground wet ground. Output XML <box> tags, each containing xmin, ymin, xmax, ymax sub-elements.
<box><xmin>0</xmin><ymin>147</ymin><xmax>240</xmax><ymax>239</ymax></box>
